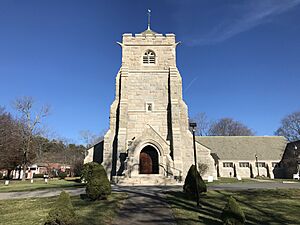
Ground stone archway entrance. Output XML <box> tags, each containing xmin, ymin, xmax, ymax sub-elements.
<box><xmin>139</xmin><ymin>145</ymin><xmax>159</xmax><ymax>174</ymax></box>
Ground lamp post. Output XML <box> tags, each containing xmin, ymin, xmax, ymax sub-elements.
<box><xmin>189</xmin><ymin>122</ymin><xmax>199</xmax><ymax>207</ymax></box>
<box><xmin>255</xmin><ymin>154</ymin><xmax>260</xmax><ymax>177</ymax></box>
<box><xmin>190</xmin><ymin>123</ymin><xmax>198</xmax><ymax>169</ymax></box>
<box><xmin>294</xmin><ymin>145</ymin><xmax>299</xmax><ymax>175</ymax></box>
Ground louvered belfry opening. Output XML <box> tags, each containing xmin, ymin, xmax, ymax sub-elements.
<box><xmin>143</xmin><ymin>50</ymin><xmax>156</xmax><ymax>64</ymax></box>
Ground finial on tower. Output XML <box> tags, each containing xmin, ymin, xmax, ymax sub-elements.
<box><xmin>140</xmin><ymin>9</ymin><xmax>157</xmax><ymax>35</ymax></box>
<box><xmin>147</xmin><ymin>9</ymin><xmax>151</xmax><ymax>30</ymax></box>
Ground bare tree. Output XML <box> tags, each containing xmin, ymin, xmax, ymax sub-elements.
<box><xmin>190</xmin><ymin>112</ymin><xmax>211</xmax><ymax>136</ymax></box>
<box><xmin>209</xmin><ymin>118</ymin><xmax>254</xmax><ymax>136</ymax></box>
<box><xmin>59</xmin><ymin>137</ymin><xmax>72</xmax><ymax>171</ymax></box>
<box><xmin>0</xmin><ymin>106</ymin><xmax>4</xmax><ymax>114</ymax></box>
<box><xmin>67</xmin><ymin>143</ymin><xmax>85</xmax><ymax>176</ymax></box>
<box><xmin>33</xmin><ymin>135</ymin><xmax>50</xmax><ymax>162</ymax></box>
<box><xmin>80</xmin><ymin>130</ymin><xmax>96</xmax><ymax>148</ymax></box>
<box><xmin>0</xmin><ymin>107</ymin><xmax>23</xmax><ymax>178</ymax></box>
<box><xmin>198</xmin><ymin>163</ymin><xmax>209</xmax><ymax>176</ymax></box>
<box><xmin>275</xmin><ymin>111</ymin><xmax>300</xmax><ymax>142</ymax></box>
<box><xmin>80</xmin><ymin>130</ymin><xmax>105</xmax><ymax>157</ymax></box>
<box><xmin>13</xmin><ymin>96</ymin><xmax>50</xmax><ymax>181</ymax></box>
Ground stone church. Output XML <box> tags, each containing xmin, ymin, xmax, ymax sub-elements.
<box><xmin>84</xmin><ymin>25</ymin><xmax>287</xmax><ymax>185</ymax></box>
<box><xmin>84</xmin><ymin>25</ymin><xmax>216</xmax><ymax>185</ymax></box>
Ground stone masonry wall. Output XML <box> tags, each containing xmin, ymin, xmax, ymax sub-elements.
<box><xmin>126</xmin><ymin>71</ymin><xmax>169</xmax><ymax>141</ymax></box>
<box><xmin>101</xmin><ymin>31</ymin><xmax>217</xmax><ymax>182</ymax></box>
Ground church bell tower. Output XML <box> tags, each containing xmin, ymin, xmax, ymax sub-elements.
<box><xmin>98</xmin><ymin>13</ymin><xmax>216</xmax><ymax>184</ymax></box>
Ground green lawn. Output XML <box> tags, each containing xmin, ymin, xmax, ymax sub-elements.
<box><xmin>0</xmin><ymin>192</ymin><xmax>127</xmax><ymax>225</ymax></box>
<box><xmin>0</xmin><ymin>178</ymin><xmax>85</xmax><ymax>192</ymax></box>
<box><xmin>205</xmin><ymin>177</ymin><xmax>300</xmax><ymax>186</ymax></box>
<box><xmin>205</xmin><ymin>177</ymin><xmax>258</xmax><ymax>185</ymax></box>
<box><xmin>166</xmin><ymin>189</ymin><xmax>300</xmax><ymax>225</ymax></box>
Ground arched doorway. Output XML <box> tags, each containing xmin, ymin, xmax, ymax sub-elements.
<box><xmin>139</xmin><ymin>145</ymin><xmax>159</xmax><ymax>174</ymax></box>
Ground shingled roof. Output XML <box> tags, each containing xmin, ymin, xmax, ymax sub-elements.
<box><xmin>196</xmin><ymin>136</ymin><xmax>287</xmax><ymax>160</ymax></box>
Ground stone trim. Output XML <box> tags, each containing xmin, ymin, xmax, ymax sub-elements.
<box><xmin>128</xmin><ymin>70</ymin><xmax>169</xmax><ymax>73</ymax></box>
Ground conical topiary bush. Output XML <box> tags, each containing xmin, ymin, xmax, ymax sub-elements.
<box><xmin>183</xmin><ymin>165</ymin><xmax>207</xmax><ymax>199</ymax></box>
<box><xmin>221</xmin><ymin>196</ymin><xmax>245</xmax><ymax>225</ymax></box>
<box><xmin>81</xmin><ymin>162</ymin><xmax>99</xmax><ymax>183</ymax></box>
<box><xmin>44</xmin><ymin>191</ymin><xmax>78</xmax><ymax>225</ymax></box>
<box><xmin>86</xmin><ymin>163</ymin><xmax>111</xmax><ymax>200</ymax></box>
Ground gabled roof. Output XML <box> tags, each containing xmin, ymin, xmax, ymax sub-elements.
<box><xmin>196</xmin><ymin>136</ymin><xmax>287</xmax><ymax>161</ymax></box>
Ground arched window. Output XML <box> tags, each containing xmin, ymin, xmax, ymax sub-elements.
<box><xmin>143</xmin><ymin>50</ymin><xmax>155</xmax><ymax>64</ymax></box>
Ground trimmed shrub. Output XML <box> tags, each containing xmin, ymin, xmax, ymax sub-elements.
<box><xmin>221</xmin><ymin>196</ymin><xmax>245</xmax><ymax>225</ymax></box>
<box><xmin>81</xmin><ymin>162</ymin><xmax>99</xmax><ymax>183</ymax></box>
<box><xmin>58</xmin><ymin>171</ymin><xmax>67</xmax><ymax>179</ymax></box>
<box><xmin>44</xmin><ymin>191</ymin><xmax>78</xmax><ymax>225</ymax></box>
<box><xmin>183</xmin><ymin>165</ymin><xmax>207</xmax><ymax>199</ymax></box>
<box><xmin>86</xmin><ymin>163</ymin><xmax>111</xmax><ymax>200</ymax></box>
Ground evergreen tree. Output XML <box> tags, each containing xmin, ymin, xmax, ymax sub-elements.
<box><xmin>221</xmin><ymin>196</ymin><xmax>245</xmax><ymax>225</ymax></box>
<box><xmin>86</xmin><ymin>163</ymin><xmax>111</xmax><ymax>200</ymax></box>
<box><xmin>183</xmin><ymin>165</ymin><xmax>207</xmax><ymax>199</ymax></box>
<box><xmin>81</xmin><ymin>162</ymin><xmax>99</xmax><ymax>183</ymax></box>
<box><xmin>44</xmin><ymin>191</ymin><xmax>78</xmax><ymax>225</ymax></box>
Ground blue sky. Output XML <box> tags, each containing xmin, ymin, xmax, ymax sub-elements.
<box><xmin>0</xmin><ymin>0</ymin><xmax>300</xmax><ymax>143</ymax></box>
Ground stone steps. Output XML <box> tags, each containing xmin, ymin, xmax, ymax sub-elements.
<box><xmin>112</xmin><ymin>175</ymin><xmax>181</xmax><ymax>186</ymax></box>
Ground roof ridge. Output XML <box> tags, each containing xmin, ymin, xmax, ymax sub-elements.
<box><xmin>196</xmin><ymin>136</ymin><xmax>285</xmax><ymax>138</ymax></box>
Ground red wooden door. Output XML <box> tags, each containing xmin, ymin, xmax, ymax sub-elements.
<box><xmin>139</xmin><ymin>152</ymin><xmax>153</xmax><ymax>174</ymax></box>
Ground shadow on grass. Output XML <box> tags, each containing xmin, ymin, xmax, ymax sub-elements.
<box><xmin>110</xmin><ymin>187</ymin><xmax>177</xmax><ymax>224</ymax></box>
<box><xmin>167</xmin><ymin>191</ymin><xmax>222</xmax><ymax>225</ymax></box>
<box><xmin>214</xmin><ymin>189</ymin><xmax>300</xmax><ymax>225</ymax></box>
<box><xmin>166</xmin><ymin>189</ymin><xmax>300</xmax><ymax>225</ymax></box>
<box><xmin>72</xmin><ymin>192</ymin><xmax>127</xmax><ymax>225</ymax></box>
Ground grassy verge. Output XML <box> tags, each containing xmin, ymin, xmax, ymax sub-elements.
<box><xmin>0</xmin><ymin>192</ymin><xmax>127</xmax><ymax>225</ymax></box>
<box><xmin>205</xmin><ymin>177</ymin><xmax>300</xmax><ymax>186</ymax></box>
<box><xmin>0</xmin><ymin>179</ymin><xmax>85</xmax><ymax>192</ymax></box>
<box><xmin>166</xmin><ymin>189</ymin><xmax>300</xmax><ymax>225</ymax></box>
<box><xmin>205</xmin><ymin>177</ymin><xmax>258</xmax><ymax>185</ymax></box>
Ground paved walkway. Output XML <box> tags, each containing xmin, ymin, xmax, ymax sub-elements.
<box><xmin>112</xmin><ymin>186</ymin><xmax>177</xmax><ymax>225</ymax></box>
